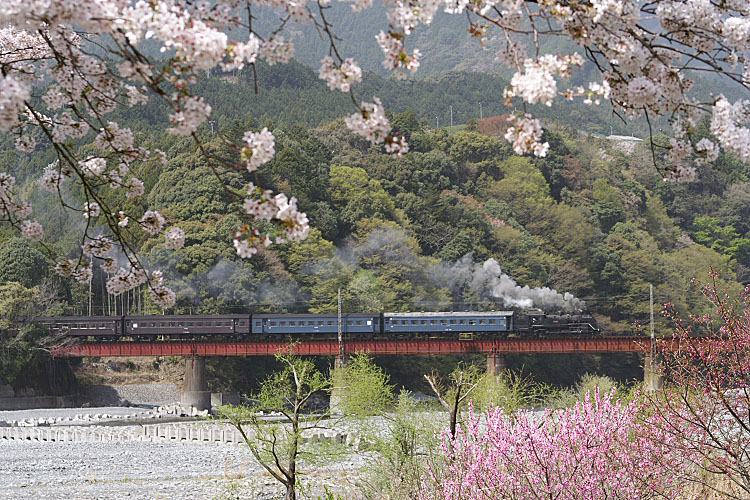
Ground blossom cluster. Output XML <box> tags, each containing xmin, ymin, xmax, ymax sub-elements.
<box><xmin>345</xmin><ymin>98</ymin><xmax>392</xmax><ymax>144</ymax></box>
<box><xmin>505</xmin><ymin>55</ymin><xmax>584</xmax><ymax>107</ymax></box>
<box><xmin>242</xmin><ymin>128</ymin><xmax>275</xmax><ymax>172</ymax></box>
<box><xmin>139</xmin><ymin>210</ymin><xmax>166</xmax><ymax>236</ymax></box>
<box><xmin>504</xmin><ymin>115</ymin><xmax>549</xmax><ymax>157</ymax></box>
<box><xmin>710</xmin><ymin>96</ymin><xmax>750</xmax><ymax>163</ymax></box>
<box><xmin>375</xmin><ymin>30</ymin><xmax>421</xmax><ymax>79</ymax></box>
<box><xmin>232</xmin><ymin>182</ymin><xmax>310</xmax><ymax>259</ymax></box>
<box><xmin>164</xmin><ymin>226</ymin><xmax>185</xmax><ymax>250</ymax></box>
<box><xmin>318</xmin><ymin>56</ymin><xmax>362</xmax><ymax>92</ymax></box>
<box><xmin>2</xmin><ymin>0</ymin><xmax>750</xmax><ymax>311</ymax></box>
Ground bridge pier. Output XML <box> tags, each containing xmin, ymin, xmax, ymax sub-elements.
<box><xmin>486</xmin><ymin>353</ymin><xmax>506</xmax><ymax>377</ymax></box>
<box><xmin>643</xmin><ymin>353</ymin><xmax>665</xmax><ymax>392</ymax></box>
<box><xmin>330</xmin><ymin>353</ymin><xmax>350</xmax><ymax>414</ymax></box>
<box><xmin>181</xmin><ymin>356</ymin><xmax>211</xmax><ymax>411</ymax></box>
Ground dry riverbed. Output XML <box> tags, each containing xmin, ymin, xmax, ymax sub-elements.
<box><xmin>0</xmin><ymin>407</ymin><xmax>367</xmax><ymax>500</ymax></box>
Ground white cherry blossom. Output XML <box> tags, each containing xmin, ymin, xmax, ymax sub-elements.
<box><xmin>20</xmin><ymin>219</ymin><xmax>43</xmax><ymax>241</ymax></box>
<box><xmin>164</xmin><ymin>226</ymin><xmax>185</xmax><ymax>250</ymax></box>
<box><xmin>319</xmin><ymin>56</ymin><xmax>362</xmax><ymax>92</ymax></box>
<box><xmin>139</xmin><ymin>210</ymin><xmax>166</xmax><ymax>235</ymax></box>
<box><xmin>242</xmin><ymin>128</ymin><xmax>275</xmax><ymax>172</ymax></box>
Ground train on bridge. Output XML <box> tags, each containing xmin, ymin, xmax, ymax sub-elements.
<box><xmin>39</xmin><ymin>310</ymin><xmax>599</xmax><ymax>341</ymax></box>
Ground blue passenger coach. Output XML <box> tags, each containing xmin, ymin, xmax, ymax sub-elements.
<box><xmin>383</xmin><ymin>311</ymin><xmax>514</xmax><ymax>334</ymax></box>
<box><xmin>252</xmin><ymin>313</ymin><xmax>380</xmax><ymax>335</ymax></box>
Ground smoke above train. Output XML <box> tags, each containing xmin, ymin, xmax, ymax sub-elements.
<box><xmin>428</xmin><ymin>256</ymin><xmax>583</xmax><ymax>312</ymax></box>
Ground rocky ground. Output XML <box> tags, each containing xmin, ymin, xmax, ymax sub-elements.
<box><xmin>0</xmin><ymin>440</ymin><xmax>365</xmax><ymax>499</ymax></box>
<box><xmin>0</xmin><ymin>406</ymin><xmax>370</xmax><ymax>500</ymax></box>
<box><xmin>74</xmin><ymin>357</ymin><xmax>185</xmax><ymax>386</ymax></box>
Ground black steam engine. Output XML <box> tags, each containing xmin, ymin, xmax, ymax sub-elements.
<box><xmin>39</xmin><ymin>310</ymin><xmax>599</xmax><ymax>341</ymax></box>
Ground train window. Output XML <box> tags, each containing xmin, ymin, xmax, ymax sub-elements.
<box><xmin>270</xmin><ymin>321</ymin><xmax>277</xmax><ymax>326</ymax></box>
<box><xmin>327</xmin><ymin>321</ymin><xmax>334</xmax><ymax>326</ymax></box>
<box><xmin>289</xmin><ymin>321</ymin><xmax>296</xmax><ymax>326</ymax></box>
<box><xmin>169</xmin><ymin>322</ymin><xmax>175</xmax><ymax>327</ymax></box>
<box><xmin>347</xmin><ymin>320</ymin><xmax>353</xmax><ymax>326</ymax></box>
<box><xmin>450</xmin><ymin>320</ymin><xmax>456</xmax><ymax>325</ymax></box>
<box><xmin>196</xmin><ymin>322</ymin><xmax>203</xmax><ymax>326</ymax></box>
<box><xmin>430</xmin><ymin>320</ymin><xmax>437</xmax><ymax>325</ymax></box>
<box><xmin>479</xmin><ymin>320</ymin><xmax>486</xmax><ymax>325</ymax></box>
<box><xmin>469</xmin><ymin>320</ymin><xmax>477</xmax><ymax>325</ymax></box>
<box><xmin>187</xmin><ymin>322</ymin><xmax>194</xmax><ymax>327</ymax></box>
<box><xmin>440</xmin><ymin>320</ymin><xmax>447</xmax><ymax>325</ymax></box>
<box><xmin>159</xmin><ymin>322</ymin><xmax>165</xmax><ymax>327</ymax></box>
<box><xmin>410</xmin><ymin>320</ymin><xmax>417</xmax><ymax>325</ymax></box>
<box><xmin>239</xmin><ymin>320</ymin><xmax>246</xmax><ymax>325</ymax></box>
<box><xmin>318</xmin><ymin>321</ymin><xmax>325</xmax><ymax>326</ymax></box>
<box><xmin>279</xmin><ymin>321</ymin><xmax>286</xmax><ymax>326</ymax></box>
<box><xmin>459</xmin><ymin>320</ymin><xmax>466</xmax><ymax>325</ymax></box>
<box><xmin>355</xmin><ymin>320</ymin><xmax>362</xmax><ymax>325</ymax></box>
<box><xmin>488</xmin><ymin>319</ymin><xmax>495</xmax><ymax>324</ymax></box>
<box><xmin>255</xmin><ymin>321</ymin><xmax>261</xmax><ymax>326</ymax></box>
<box><xmin>421</xmin><ymin>320</ymin><xmax>427</xmax><ymax>325</ymax></box>
<box><xmin>150</xmin><ymin>322</ymin><xmax>156</xmax><ymax>327</ymax></box>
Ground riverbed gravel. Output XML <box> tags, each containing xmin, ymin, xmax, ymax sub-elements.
<box><xmin>0</xmin><ymin>439</ymin><xmax>366</xmax><ymax>499</ymax></box>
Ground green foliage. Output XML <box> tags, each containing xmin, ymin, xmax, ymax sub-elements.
<box><xmin>219</xmin><ymin>351</ymin><xmax>336</xmax><ymax>500</ymax></box>
<box><xmin>0</xmin><ymin>238</ymin><xmax>49</xmax><ymax>287</ymax></box>
<box><xmin>692</xmin><ymin>216</ymin><xmax>750</xmax><ymax>265</ymax></box>
<box><xmin>0</xmin><ymin>282</ymin><xmax>74</xmax><ymax>390</ymax></box>
<box><xmin>329</xmin><ymin>165</ymin><xmax>399</xmax><ymax>229</ymax></box>
<box><xmin>0</xmin><ymin>281</ymin><xmax>38</xmax><ymax>330</ymax></box>
<box><xmin>548</xmin><ymin>373</ymin><xmax>620</xmax><ymax>408</ymax></box>
<box><xmin>1</xmin><ymin>56</ymin><xmax>748</xmax><ymax>391</ymax></box>
<box><xmin>337</xmin><ymin>353</ymin><xmax>394</xmax><ymax>418</ymax></box>
<box><xmin>472</xmin><ymin>370</ymin><xmax>551</xmax><ymax>414</ymax></box>
<box><xmin>357</xmin><ymin>390</ymin><xmax>442</xmax><ymax>500</ymax></box>
<box><xmin>592</xmin><ymin>178</ymin><xmax>626</xmax><ymax>233</ymax></box>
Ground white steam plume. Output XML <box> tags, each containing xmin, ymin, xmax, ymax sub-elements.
<box><xmin>480</xmin><ymin>258</ymin><xmax>583</xmax><ymax>311</ymax></box>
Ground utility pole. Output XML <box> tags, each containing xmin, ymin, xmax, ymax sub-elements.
<box><xmin>650</xmin><ymin>283</ymin><xmax>655</xmax><ymax>340</ymax></box>
<box><xmin>650</xmin><ymin>283</ymin><xmax>655</xmax><ymax>365</ymax></box>
<box><xmin>337</xmin><ymin>288</ymin><xmax>343</xmax><ymax>355</ymax></box>
<box><xmin>450</xmin><ymin>105</ymin><xmax>453</xmax><ymax>127</ymax></box>
<box><xmin>436</xmin><ymin>116</ymin><xmax>439</xmax><ymax>129</ymax></box>
<box><xmin>88</xmin><ymin>272</ymin><xmax>92</xmax><ymax>316</ymax></box>
<box><xmin>337</xmin><ymin>288</ymin><xmax>342</xmax><ymax>344</ymax></box>
<box><xmin>480</xmin><ymin>102</ymin><xmax>483</xmax><ymax>120</ymax></box>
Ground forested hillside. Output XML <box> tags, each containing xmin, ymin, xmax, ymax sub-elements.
<box><xmin>1</xmin><ymin>60</ymin><xmax>749</xmax><ymax>386</ymax></box>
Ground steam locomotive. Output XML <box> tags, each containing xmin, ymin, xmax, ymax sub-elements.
<box><xmin>39</xmin><ymin>310</ymin><xmax>599</xmax><ymax>341</ymax></box>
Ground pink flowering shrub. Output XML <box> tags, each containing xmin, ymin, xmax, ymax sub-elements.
<box><xmin>421</xmin><ymin>390</ymin><xmax>696</xmax><ymax>500</ymax></box>
<box><xmin>649</xmin><ymin>273</ymin><xmax>750</xmax><ymax>497</ymax></box>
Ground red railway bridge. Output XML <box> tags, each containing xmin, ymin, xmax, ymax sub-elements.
<box><xmin>51</xmin><ymin>337</ymin><xmax>662</xmax><ymax>410</ymax></box>
<box><xmin>50</xmin><ymin>336</ymin><xmax>652</xmax><ymax>358</ymax></box>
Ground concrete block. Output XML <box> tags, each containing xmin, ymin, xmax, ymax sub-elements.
<box><xmin>211</xmin><ymin>429</ymin><xmax>221</xmax><ymax>442</ymax></box>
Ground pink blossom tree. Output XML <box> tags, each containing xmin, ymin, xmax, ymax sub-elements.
<box><xmin>2</xmin><ymin>1</ymin><xmax>750</xmax><ymax>298</ymax></box>
<box><xmin>648</xmin><ymin>273</ymin><xmax>750</xmax><ymax>498</ymax></box>
<box><xmin>421</xmin><ymin>390</ymin><xmax>697</xmax><ymax>500</ymax></box>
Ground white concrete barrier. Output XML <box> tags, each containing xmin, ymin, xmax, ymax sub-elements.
<box><xmin>0</xmin><ymin>422</ymin><xmax>353</xmax><ymax>448</ymax></box>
